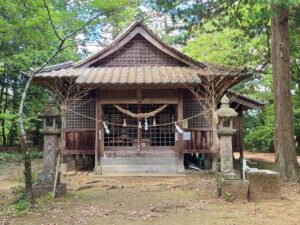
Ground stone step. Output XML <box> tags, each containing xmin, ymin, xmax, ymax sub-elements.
<box><xmin>101</xmin><ymin>164</ymin><xmax>180</xmax><ymax>174</ymax></box>
<box><xmin>101</xmin><ymin>156</ymin><xmax>178</xmax><ymax>165</ymax></box>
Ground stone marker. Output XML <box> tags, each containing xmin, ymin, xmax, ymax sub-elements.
<box><xmin>246</xmin><ymin>169</ymin><xmax>281</xmax><ymax>201</ymax></box>
<box><xmin>216</xmin><ymin>95</ymin><xmax>238</xmax><ymax>174</ymax></box>
<box><xmin>221</xmin><ymin>179</ymin><xmax>249</xmax><ymax>202</ymax></box>
<box><xmin>33</xmin><ymin>97</ymin><xmax>66</xmax><ymax>197</ymax></box>
<box><xmin>215</xmin><ymin>95</ymin><xmax>248</xmax><ymax>201</ymax></box>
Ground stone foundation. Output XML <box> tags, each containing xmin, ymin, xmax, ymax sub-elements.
<box><xmin>94</xmin><ymin>165</ymin><xmax>102</xmax><ymax>175</ymax></box>
<box><xmin>33</xmin><ymin>183</ymin><xmax>66</xmax><ymax>198</ymax></box>
<box><xmin>37</xmin><ymin>171</ymin><xmax>60</xmax><ymax>184</ymax></box>
<box><xmin>217</xmin><ymin>172</ymin><xmax>249</xmax><ymax>200</ymax></box>
<box><xmin>246</xmin><ymin>169</ymin><xmax>281</xmax><ymax>201</ymax></box>
<box><xmin>60</xmin><ymin>160</ymin><xmax>76</xmax><ymax>174</ymax></box>
<box><xmin>33</xmin><ymin>170</ymin><xmax>67</xmax><ymax>198</ymax></box>
<box><xmin>221</xmin><ymin>179</ymin><xmax>249</xmax><ymax>201</ymax></box>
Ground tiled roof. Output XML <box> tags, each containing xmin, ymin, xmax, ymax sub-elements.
<box><xmin>34</xmin><ymin>63</ymin><xmax>251</xmax><ymax>86</ymax></box>
<box><xmin>35</xmin><ymin>66</ymin><xmax>204</xmax><ymax>85</ymax></box>
<box><xmin>227</xmin><ymin>91</ymin><xmax>265</xmax><ymax>110</ymax></box>
<box><xmin>76</xmin><ymin>66</ymin><xmax>202</xmax><ymax>85</ymax></box>
<box><xmin>39</xmin><ymin>61</ymin><xmax>73</xmax><ymax>72</ymax></box>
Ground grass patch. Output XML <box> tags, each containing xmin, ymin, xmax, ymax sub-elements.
<box><xmin>10</xmin><ymin>185</ymin><xmax>32</xmax><ymax>215</ymax></box>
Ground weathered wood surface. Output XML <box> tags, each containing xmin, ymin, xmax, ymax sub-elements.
<box><xmin>65</xmin><ymin>129</ymin><xmax>95</xmax><ymax>154</ymax></box>
<box><xmin>103</xmin><ymin>149</ymin><xmax>175</xmax><ymax>157</ymax></box>
<box><xmin>100</xmin><ymin>89</ymin><xmax>179</xmax><ymax>104</ymax></box>
<box><xmin>176</xmin><ymin>89</ymin><xmax>184</xmax><ymax>159</ymax></box>
<box><xmin>183</xmin><ymin>129</ymin><xmax>213</xmax><ymax>153</ymax></box>
<box><xmin>232</xmin><ymin>113</ymin><xmax>243</xmax><ymax>156</ymax></box>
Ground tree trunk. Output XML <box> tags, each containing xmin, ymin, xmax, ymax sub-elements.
<box><xmin>19</xmin><ymin>73</ymin><xmax>35</xmax><ymax>203</ymax></box>
<box><xmin>0</xmin><ymin>70</ymin><xmax>7</xmax><ymax>144</ymax></box>
<box><xmin>2</xmin><ymin>85</ymin><xmax>9</xmax><ymax>145</ymax></box>
<box><xmin>271</xmin><ymin>3</ymin><xmax>300</xmax><ymax>180</ymax></box>
<box><xmin>211</xmin><ymin>109</ymin><xmax>220</xmax><ymax>172</ymax></box>
<box><xmin>8</xmin><ymin>77</ymin><xmax>19</xmax><ymax>146</ymax></box>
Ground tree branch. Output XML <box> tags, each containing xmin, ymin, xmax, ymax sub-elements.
<box><xmin>43</xmin><ymin>0</ymin><xmax>63</xmax><ymax>42</ymax></box>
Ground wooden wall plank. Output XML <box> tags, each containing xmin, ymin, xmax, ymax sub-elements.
<box><xmin>177</xmin><ymin>89</ymin><xmax>184</xmax><ymax>159</ymax></box>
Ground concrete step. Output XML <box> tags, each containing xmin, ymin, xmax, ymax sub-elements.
<box><xmin>101</xmin><ymin>156</ymin><xmax>177</xmax><ymax>165</ymax></box>
<box><xmin>100</xmin><ymin>156</ymin><xmax>183</xmax><ymax>174</ymax></box>
<box><xmin>101</xmin><ymin>164</ymin><xmax>180</xmax><ymax>174</ymax></box>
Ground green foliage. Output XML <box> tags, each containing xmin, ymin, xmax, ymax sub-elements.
<box><xmin>0</xmin><ymin>152</ymin><xmax>22</xmax><ymax>163</ymax></box>
<box><xmin>224</xmin><ymin>191</ymin><xmax>233</xmax><ymax>202</ymax></box>
<box><xmin>0</xmin><ymin>0</ymin><xmax>138</xmax><ymax>147</ymax></box>
<box><xmin>13</xmin><ymin>198</ymin><xmax>32</xmax><ymax>214</ymax></box>
<box><xmin>10</xmin><ymin>185</ymin><xmax>32</xmax><ymax>214</ymax></box>
<box><xmin>36</xmin><ymin>192</ymin><xmax>54</xmax><ymax>205</ymax></box>
<box><xmin>148</xmin><ymin>0</ymin><xmax>300</xmax><ymax>153</ymax></box>
<box><xmin>182</xmin><ymin>23</ymin><xmax>268</xmax><ymax>69</ymax></box>
<box><xmin>28</xmin><ymin>147</ymin><xmax>43</xmax><ymax>160</ymax></box>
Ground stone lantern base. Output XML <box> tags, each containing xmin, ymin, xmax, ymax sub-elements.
<box><xmin>216</xmin><ymin>172</ymin><xmax>249</xmax><ymax>201</ymax></box>
<box><xmin>32</xmin><ymin>171</ymin><xmax>66</xmax><ymax>198</ymax></box>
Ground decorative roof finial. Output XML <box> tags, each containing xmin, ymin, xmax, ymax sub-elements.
<box><xmin>216</xmin><ymin>94</ymin><xmax>238</xmax><ymax>118</ymax></box>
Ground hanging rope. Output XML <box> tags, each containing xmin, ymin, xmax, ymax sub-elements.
<box><xmin>113</xmin><ymin>104</ymin><xmax>168</xmax><ymax>119</ymax></box>
<box><xmin>65</xmin><ymin>106</ymin><xmax>212</xmax><ymax>128</ymax></box>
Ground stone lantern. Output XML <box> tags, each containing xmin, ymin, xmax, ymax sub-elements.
<box><xmin>39</xmin><ymin>97</ymin><xmax>61</xmax><ymax>172</ymax></box>
<box><xmin>33</xmin><ymin>97</ymin><xmax>66</xmax><ymax>197</ymax></box>
<box><xmin>216</xmin><ymin>95</ymin><xmax>238</xmax><ymax>175</ymax></box>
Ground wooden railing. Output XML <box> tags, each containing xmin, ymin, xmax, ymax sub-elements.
<box><xmin>63</xmin><ymin>127</ymin><xmax>242</xmax><ymax>156</ymax></box>
<box><xmin>182</xmin><ymin>128</ymin><xmax>213</xmax><ymax>153</ymax></box>
<box><xmin>65</xmin><ymin>129</ymin><xmax>95</xmax><ymax>154</ymax></box>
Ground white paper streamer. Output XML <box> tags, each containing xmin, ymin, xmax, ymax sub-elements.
<box><xmin>144</xmin><ymin>118</ymin><xmax>148</xmax><ymax>131</ymax></box>
<box><xmin>175</xmin><ymin>122</ymin><xmax>184</xmax><ymax>134</ymax></box>
<box><xmin>153</xmin><ymin>118</ymin><xmax>156</xmax><ymax>126</ymax></box>
<box><xmin>103</xmin><ymin>122</ymin><xmax>110</xmax><ymax>134</ymax></box>
<box><xmin>123</xmin><ymin>119</ymin><xmax>127</xmax><ymax>127</ymax></box>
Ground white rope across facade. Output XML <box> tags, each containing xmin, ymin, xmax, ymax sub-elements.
<box><xmin>64</xmin><ymin>106</ymin><xmax>212</xmax><ymax>128</ymax></box>
<box><xmin>113</xmin><ymin>104</ymin><xmax>168</xmax><ymax>119</ymax></box>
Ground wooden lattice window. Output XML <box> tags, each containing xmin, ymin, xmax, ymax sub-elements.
<box><xmin>142</xmin><ymin>105</ymin><xmax>175</xmax><ymax>146</ymax></box>
<box><xmin>103</xmin><ymin>104</ymin><xmax>175</xmax><ymax>147</ymax></box>
<box><xmin>66</xmin><ymin>100</ymin><xmax>96</xmax><ymax>129</ymax></box>
<box><xmin>91</xmin><ymin>34</ymin><xmax>186</xmax><ymax>67</ymax></box>
<box><xmin>183</xmin><ymin>97</ymin><xmax>211</xmax><ymax>128</ymax></box>
<box><xmin>103</xmin><ymin>104</ymin><xmax>138</xmax><ymax>147</ymax></box>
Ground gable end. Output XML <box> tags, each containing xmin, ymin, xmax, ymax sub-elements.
<box><xmin>90</xmin><ymin>34</ymin><xmax>187</xmax><ymax>67</ymax></box>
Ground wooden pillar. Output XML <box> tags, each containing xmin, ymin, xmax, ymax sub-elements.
<box><xmin>99</xmin><ymin>104</ymin><xmax>104</xmax><ymax>158</ymax></box>
<box><xmin>95</xmin><ymin>89</ymin><xmax>103</xmax><ymax>173</ymax></box>
<box><xmin>137</xmin><ymin>88</ymin><xmax>142</xmax><ymax>155</ymax></box>
<box><xmin>137</xmin><ymin>104</ymin><xmax>142</xmax><ymax>155</ymax></box>
<box><xmin>177</xmin><ymin>89</ymin><xmax>184</xmax><ymax>160</ymax></box>
<box><xmin>239</xmin><ymin>110</ymin><xmax>244</xmax><ymax>159</ymax></box>
<box><xmin>61</xmin><ymin>101</ymin><xmax>67</xmax><ymax>163</ymax></box>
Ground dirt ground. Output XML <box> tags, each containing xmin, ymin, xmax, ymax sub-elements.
<box><xmin>0</xmin><ymin>155</ymin><xmax>300</xmax><ymax>225</ymax></box>
<box><xmin>243</xmin><ymin>151</ymin><xmax>300</xmax><ymax>164</ymax></box>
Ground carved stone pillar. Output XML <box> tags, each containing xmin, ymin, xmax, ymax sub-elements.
<box><xmin>216</xmin><ymin>95</ymin><xmax>249</xmax><ymax>201</ymax></box>
<box><xmin>216</xmin><ymin>95</ymin><xmax>238</xmax><ymax>174</ymax></box>
<box><xmin>33</xmin><ymin>97</ymin><xmax>66</xmax><ymax>197</ymax></box>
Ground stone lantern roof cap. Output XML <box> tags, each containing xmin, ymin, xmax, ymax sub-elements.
<box><xmin>216</xmin><ymin>95</ymin><xmax>238</xmax><ymax>117</ymax></box>
<box><xmin>40</xmin><ymin>97</ymin><xmax>60</xmax><ymax>117</ymax></box>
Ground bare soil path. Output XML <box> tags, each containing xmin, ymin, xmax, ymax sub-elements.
<box><xmin>243</xmin><ymin>151</ymin><xmax>300</xmax><ymax>164</ymax></box>
<box><xmin>0</xmin><ymin>157</ymin><xmax>300</xmax><ymax>225</ymax></box>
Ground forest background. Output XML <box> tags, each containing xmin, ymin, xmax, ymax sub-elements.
<box><xmin>0</xmin><ymin>0</ymin><xmax>299</xmax><ymax>154</ymax></box>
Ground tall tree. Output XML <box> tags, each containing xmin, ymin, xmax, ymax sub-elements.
<box><xmin>271</xmin><ymin>3</ymin><xmax>299</xmax><ymax>179</ymax></box>
<box><xmin>147</xmin><ymin>0</ymin><xmax>300</xmax><ymax>178</ymax></box>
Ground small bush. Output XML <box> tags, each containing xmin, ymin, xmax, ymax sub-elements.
<box><xmin>11</xmin><ymin>185</ymin><xmax>25</xmax><ymax>202</ymax></box>
<box><xmin>13</xmin><ymin>198</ymin><xmax>32</xmax><ymax>213</ymax></box>
<box><xmin>36</xmin><ymin>192</ymin><xmax>53</xmax><ymax>205</ymax></box>
<box><xmin>0</xmin><ymin>152</ymin><xmax>22</xmax><ymax>163</ymax></box>
<box><xmin>224</xmin><ymin>191</ymin><xmax>233</xmax><ymax>202</ymax></box>
<box><xmin>28</xmin><ymin>148</ymin><xmax>43</xmax><ymax>160</ymax></box>
<box><xmin>10</xmin><ymin>185</ymin><xmax>32</xmax><ymax>214</ymax></box>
